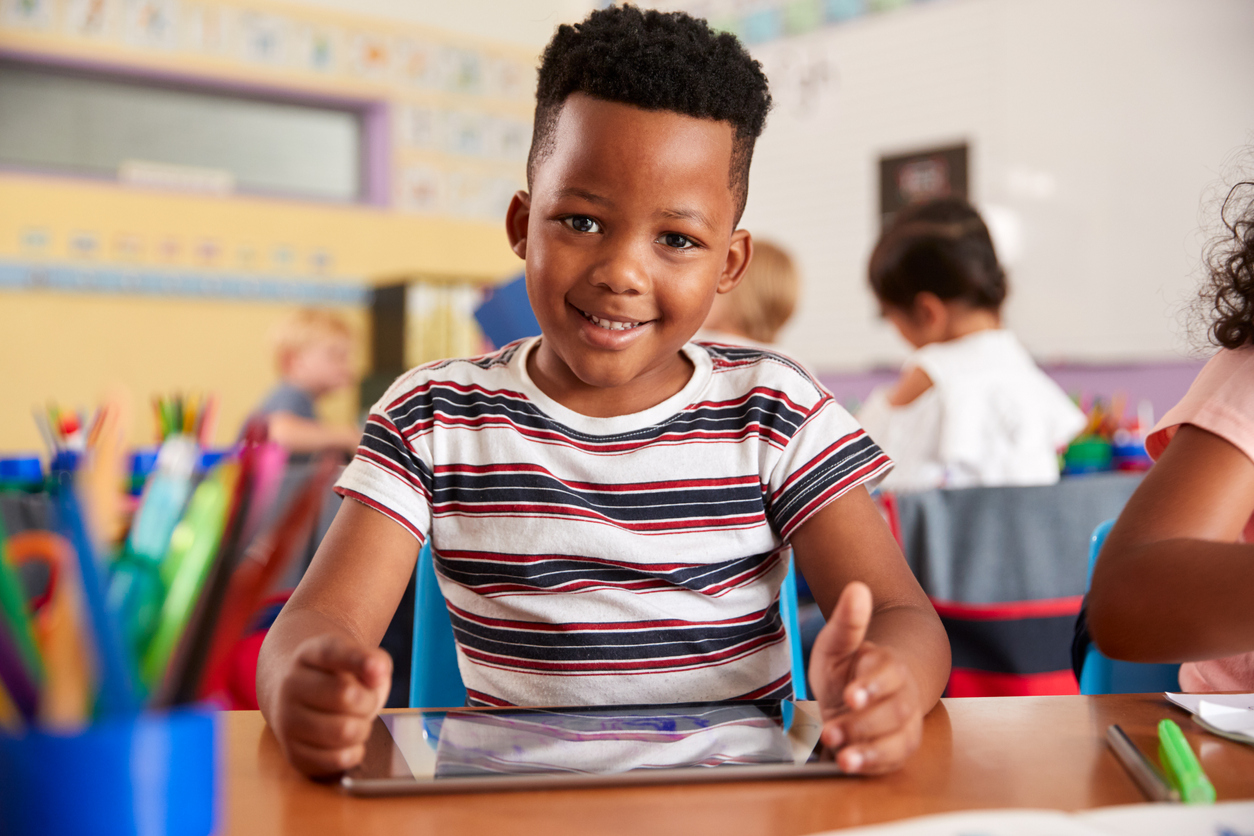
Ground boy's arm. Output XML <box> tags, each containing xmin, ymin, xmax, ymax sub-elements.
<box><xmin>1088</xmin><ymin>424</ymin><xmax>1254</xmax><ymax>662</ymax></box>
<box><xmin>789</xmin><ymin>486</ymin><xmax>950</xmax><ymax>774</ymax></box>
<box><xmin>257</xmin><ymin>498</ymin><xmax>421</xmax><ymax>776</ymax></box>
<box><xmin>267</xmin><ymin>411</ymin><xmax>361</xmax><ymax>454</ymax></box>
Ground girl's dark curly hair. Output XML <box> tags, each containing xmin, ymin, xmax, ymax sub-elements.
<box><xmin>1201</xmin><ymin>182</ymin><xmax>1254</xmax><ymax>349</ymax></box>
<box><xmin>528</xmin><ymin>4</ymin><xmax>772</xmax><ymax>224</ymax></box>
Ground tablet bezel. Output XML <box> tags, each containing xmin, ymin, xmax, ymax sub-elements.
<box><xmin>341</xmin><ymin>699</ymin><xmax>843</xmax><ymax>796</ymax></box>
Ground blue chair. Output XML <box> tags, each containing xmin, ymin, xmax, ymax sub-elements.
<box><xmin>410</xmin><ymin>544</ymin><xmax>810</xmax><ymax>708</ymax></box>
<box><xmin>1077</xmin><ymin>519</ymin><xmax>1181</xmax><ymax>695</ymax></box>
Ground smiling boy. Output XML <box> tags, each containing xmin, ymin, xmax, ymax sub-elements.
<box><xmin>258</xmin><ymin>5</ymin><xmax>949</xmax><ymax>779</ymax></box>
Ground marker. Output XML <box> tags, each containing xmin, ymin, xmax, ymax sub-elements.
<box><xmin>1106</xmin><ymin>725</ymin><xmax>1179</xmax><ymax>803</ymax></box>
<box><xmin>1158</xmin><ymin>719</ymin><xmax>1216</xmax><ymax>805</ymax></box>
<box><xmin>140</xmin><ymin>462</ymin><xmax>237</xmax><ymax>690</ymax></box>
<box><xmin>55</xmin><ymin>479</ymin><xmax>142</xmax><ymax>716</ymax></box>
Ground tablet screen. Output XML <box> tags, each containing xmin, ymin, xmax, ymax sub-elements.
<box><xmin>346</xmin><ymin>700</ymin><xmax>831</xmax><ymax>792</ymax></box>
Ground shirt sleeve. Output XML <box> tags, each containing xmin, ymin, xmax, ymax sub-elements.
<box><xmin>767</xmin><ymin>396</ymin><xmax>893</xmax><ymax>541</ymax></box>
<box><xmin>333</xmin><ymin>375</ymin><xmax>434</xmax><ymax>544</ymax></box>
<box><xmin>1146</xmin><ymin>347</ymin><xmax>1254</xmax><ymax>466</ymax></box>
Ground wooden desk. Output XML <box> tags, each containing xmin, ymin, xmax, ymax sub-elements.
<box><xmin>223</xmin><ymin>695</ymin><xmax>1254</xmax><ymax>835</ymax></box>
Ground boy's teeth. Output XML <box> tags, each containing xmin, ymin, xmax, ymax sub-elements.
<box><xmin>587</xmin><ymin>313</ymin><xmax>641</xmax><ymax>331</ymax></box>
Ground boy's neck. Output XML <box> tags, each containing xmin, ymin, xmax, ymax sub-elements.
<box><xmin>526</xmin><ymin>340</ymin><xmax>696</xmax><ymax>418</ymax></box>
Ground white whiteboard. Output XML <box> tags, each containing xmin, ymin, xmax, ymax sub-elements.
<box><xmin>738</xmin><ymin>0</ymin><xmax>1254</xmax><ymax>372</ymax></box>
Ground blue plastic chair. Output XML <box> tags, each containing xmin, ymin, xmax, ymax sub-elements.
<box><xmin>410</xmin><ymin>544</ymin><xmax>810</xmax><ymax>708</ymax></box>
<box><xmin>1078</xmin><ymin>519</ymin><xmax>1181</xmax><ymax>695</ymax></box>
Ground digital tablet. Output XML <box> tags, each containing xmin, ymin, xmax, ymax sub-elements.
<box><xmin>341</xmin><ymin>699</ymin><xmax>842</xmax><ymax>795</ymax></box>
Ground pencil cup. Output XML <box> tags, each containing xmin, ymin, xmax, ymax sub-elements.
<box><xmin>0</xmin><ymin>705</ymin><xmax>218</xmax><ymax>836</ymax></box>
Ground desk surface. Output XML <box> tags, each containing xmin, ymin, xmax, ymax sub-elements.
<box><xmin>223</xmin><ymin>695</ymin><xmax>1254</xmax><ymax>836</ymax></box>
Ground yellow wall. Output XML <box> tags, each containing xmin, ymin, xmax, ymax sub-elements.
<box><xmin>0</xmin><ymin>0</ymin><xmax>533</xmax><ymax>452</ymax></box>
<box><xmin>0</xmin><ymin>175</ymin><xmax>524</xmax><ymax>452</ymax></box>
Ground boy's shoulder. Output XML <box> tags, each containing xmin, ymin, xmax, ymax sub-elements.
<box><xmin>693</xmin><ymin>339</ymin><xmax>831</xmax><ymax>409</ymax></box>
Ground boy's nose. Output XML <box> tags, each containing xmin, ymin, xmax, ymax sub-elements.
<box><xmin>591</xmin><ymin>238</ymin><xmax>651</xmax><ymax>295</ymax></box>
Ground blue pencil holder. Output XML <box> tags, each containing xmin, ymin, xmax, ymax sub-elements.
<box><xmin>0</xmin><ymin>706</ymin><xmax>218</xmax><ymax>836</ymax></box>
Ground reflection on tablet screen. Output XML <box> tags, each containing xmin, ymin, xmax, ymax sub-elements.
<box><xmin>380</xmin><ymin>701</ymin><xmax>821</xmax><ymax>780</ymax></box>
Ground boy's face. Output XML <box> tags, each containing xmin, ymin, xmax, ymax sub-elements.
<box><xmin>507</xmin><ymin>94</ymin><xmax>751</xmax><ymax>414</ymax></box>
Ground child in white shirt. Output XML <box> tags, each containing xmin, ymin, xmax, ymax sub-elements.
<box><xmin>856</xmin><ymin>198</ymin><xmax>1084</xmax><ymax>493</ymax></box>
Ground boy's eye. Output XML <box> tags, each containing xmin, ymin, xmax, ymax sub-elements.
<box><xmin>563</xmin><ymin>215</ymin><xmax>601</xmax><ymax>234</ymax></box>
<box><xmin>660</xmin><ymin>233</ymin><xmax>697</xmax><ymax>250</ymax></box>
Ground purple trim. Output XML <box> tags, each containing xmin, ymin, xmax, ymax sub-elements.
<box><xmin>818</xmin><ymin>359</ymin><xmax>1208</xmax><ymax>422</ymax></box>
<box><xmin>0</xmin><ymin>46</ymin><xmax>389</xmax><ymax>206</ymax></box>
<box><xmin>362</xmin><ymin>102</ymin><xmax>391</xmax><ymax>208</ymax></box>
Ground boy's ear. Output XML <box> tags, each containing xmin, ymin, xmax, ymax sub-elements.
<box><xmin>505</xmin><ymin>191</ymin><xmax>531</xmax><ymax>259</ymax></box>
<box><xmin>716</xmin><ymin>229</ymin><xmax>753</xmax><ymax>294</ymax></box>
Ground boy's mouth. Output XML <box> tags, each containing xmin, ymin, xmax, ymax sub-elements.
<box><xmin>578</xmin><ymin>308</ymin><xmax>644</xmax><ymax>331</ymax></box>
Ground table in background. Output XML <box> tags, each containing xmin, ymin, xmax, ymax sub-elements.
<box><xmin>223</xmin><ymin>694</ymin><xmax>1254</xmax><ymax>836</ymax></box>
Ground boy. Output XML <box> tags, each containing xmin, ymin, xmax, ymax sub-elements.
<box><xmin>258</xmin><ymin>5</ymin><xmax>949</xmax><ymax>778</ymax></box>
<box><xmin>249</xmin><ymin>308</ymin><xmax>360</xmax><ymax>455</ymax></box>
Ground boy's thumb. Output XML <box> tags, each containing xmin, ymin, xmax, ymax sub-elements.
<box><xmin>815</xmin><ymin>581</ymin><xmax>873</xmax><ymax>663</ymax></box>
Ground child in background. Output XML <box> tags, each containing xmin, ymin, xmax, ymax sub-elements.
<box><xmin>856</xmin><ymin>198</ymin><xmax>1084</xmax><ymax>493</ymax></box>
<box><xmin>1088</xmin><ymin>181</ymin><xmax>1254</xmax><ymax>692</ymax></box>
<box><xmin>258</xmin><ymin>6</ymin><xmax>949</xmax><ymax>779</ymax></box>
<box><xmin>249</xmin><ymin>309</ymin><xmax>360</xmax><ymax>455</ymax></box>
<box><xmin>698</xmin><ymin>239</ymin><xmax>799</xmax><ymax>347</ymax></box>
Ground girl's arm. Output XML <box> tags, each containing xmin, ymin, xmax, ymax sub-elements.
<box><xmin>257</xmin><ymin>498</ymin><xmax>421</xmax><ymax>775</ymax></box>
<box><xmin>1088</xmin><ymin>424</ymin><xmax>1254</xmax><ymax>663</ymax></box>
<box><xmin>790</xmin><ymin>486</ymin><xmax>950</xmax><ymax>774</ymax></box>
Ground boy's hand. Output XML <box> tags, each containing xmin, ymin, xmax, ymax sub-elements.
<box><xmin>272</xmin><ymin>634</ymin><xmax>392</xmax><ymax>777</ymax></box>
<box><xmin>807</xmin><ymin>581</ymin><xmax>925</xmax><ymax>774</ymax></box>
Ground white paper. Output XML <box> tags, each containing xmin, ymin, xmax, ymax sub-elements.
<box><xmin>1079</xmin><ymin>800</ymin><xmax>1254</xmax><ymax>836</ymax></box>
<box><xmin>1198</xmin><ymin>701</ymin><xmax>1254</xmax><ymax>735</ymax></box>
<box><xmin>1165</xmin><ymin>692</ymin><xmax>1254</xmax><ymax>714</ymax></box>
<box><xmin>800</xmin><ymin>803</ymin><xmax>1254</xmax><ymax>836</ymax></box>
<box><xmin>803</xmin><ymin>809</ymin><xmax>1106</xmax><ymax>836</ymax></box>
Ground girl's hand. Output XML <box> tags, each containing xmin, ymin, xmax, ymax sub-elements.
<box><xmin>807</xmin><ymin>581</ymin><xmax>925</xmax><ymax>774</ymax></box>
<box><xmin>271</xmin><ymin>634</ymin><xmax>392</xmax><ymax>777</ymax></box>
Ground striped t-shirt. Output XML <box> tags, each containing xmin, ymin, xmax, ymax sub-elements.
<box><xmin>335</xmin><ymin>337</ymin><xmax>891</xmax><ymax>707</ymax></box>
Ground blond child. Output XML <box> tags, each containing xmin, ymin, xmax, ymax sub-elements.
<box><xmin>699</xmin><ymin>239</ymin><xmax>799</xmax><ymax>346</ymax></box>
<box><xmin>250</xmin><ymin>308</ymin><xmax>360</xmax><ymax>454</ymax></box>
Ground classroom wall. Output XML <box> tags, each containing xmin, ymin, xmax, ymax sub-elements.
<box><xmin>0</xmin><ymin>0</ymin><xmax>538</xmax><ymax>452</ymax></box>
<box><xmin>730</xmin><ymin>0</ymin><xmax>1254</xmax><ymax>372</ymax></box>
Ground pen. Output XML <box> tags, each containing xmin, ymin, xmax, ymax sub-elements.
<box><xmin>1158</xmin><ymin>718</ymin><xmax>1217</xmax><ymax>805</ymax></box>
<box><xmin>1106</xmin><ymin>724</ymin><xmax>1179</xmax><ymax>803</ymax></box>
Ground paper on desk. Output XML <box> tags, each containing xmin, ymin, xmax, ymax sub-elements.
<box><xmin>1079</xmin><ymin>800</ymin><xmax>1254</xmax><ymax>836</ymax></box>
<box><xmin>800</xmin><ymin>803</ymin><xmax>1254</xmax><ymax>836</ymax></box>
<box><xmin>1166</xmin><ymin>692</ymin><xmax>1254</xmax><ymax>745</ymax></box>
<box><xmin>801</xmin><ymin>809</ymin><xmax>1107</xmax><ymax>836</ymax></box>
<box><xmin>1166</xmin><ymin>692</ymin><xmax>1254</xmax><ymax>714</ymax></box>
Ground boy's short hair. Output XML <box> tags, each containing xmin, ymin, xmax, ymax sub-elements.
<box><xmin>868</xmin><ymin>197</ymin><xmax>1008</xmax><ymax>312</ymax></box>
<box><xmin>718</xmin><ymin>240</ymin><xmax>799</xmax><ymax>343</ymax></box>
<box><xmin>271</xmin><ymin>308</ymin><xmax>352</xmax><ymax>370</ymax></box>
<box><xmin>529</xmin><ymin>4</ymin><xmax>772</xmax><ymax>224</ymax></box>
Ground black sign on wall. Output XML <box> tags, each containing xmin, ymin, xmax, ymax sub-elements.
<box><xmin>878</xmin><ymin>143</ymin><xmax>969</xmax><ymax>229</ymax></box>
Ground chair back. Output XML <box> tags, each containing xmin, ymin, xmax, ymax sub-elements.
<box><xmin>1077</xmin><ymin>520</ymin><xmax>1180</xmax><ymax>695</ymax></box>
<box><xmin>410</xmin><ymin>545</ymin><xmax>809</xmax><ymax>707</ymax></box>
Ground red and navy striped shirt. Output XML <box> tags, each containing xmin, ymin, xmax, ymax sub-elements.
<box><xmin>335</xmin><ymin>338</ymin><xmax>892</xmax><ymax>707</ymax></box>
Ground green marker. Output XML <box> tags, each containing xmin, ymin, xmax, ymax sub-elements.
<box><xmin>1158</xmin><ymin>719</ymin><xmax>1216</xmax><ymax>805</ymax></box>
